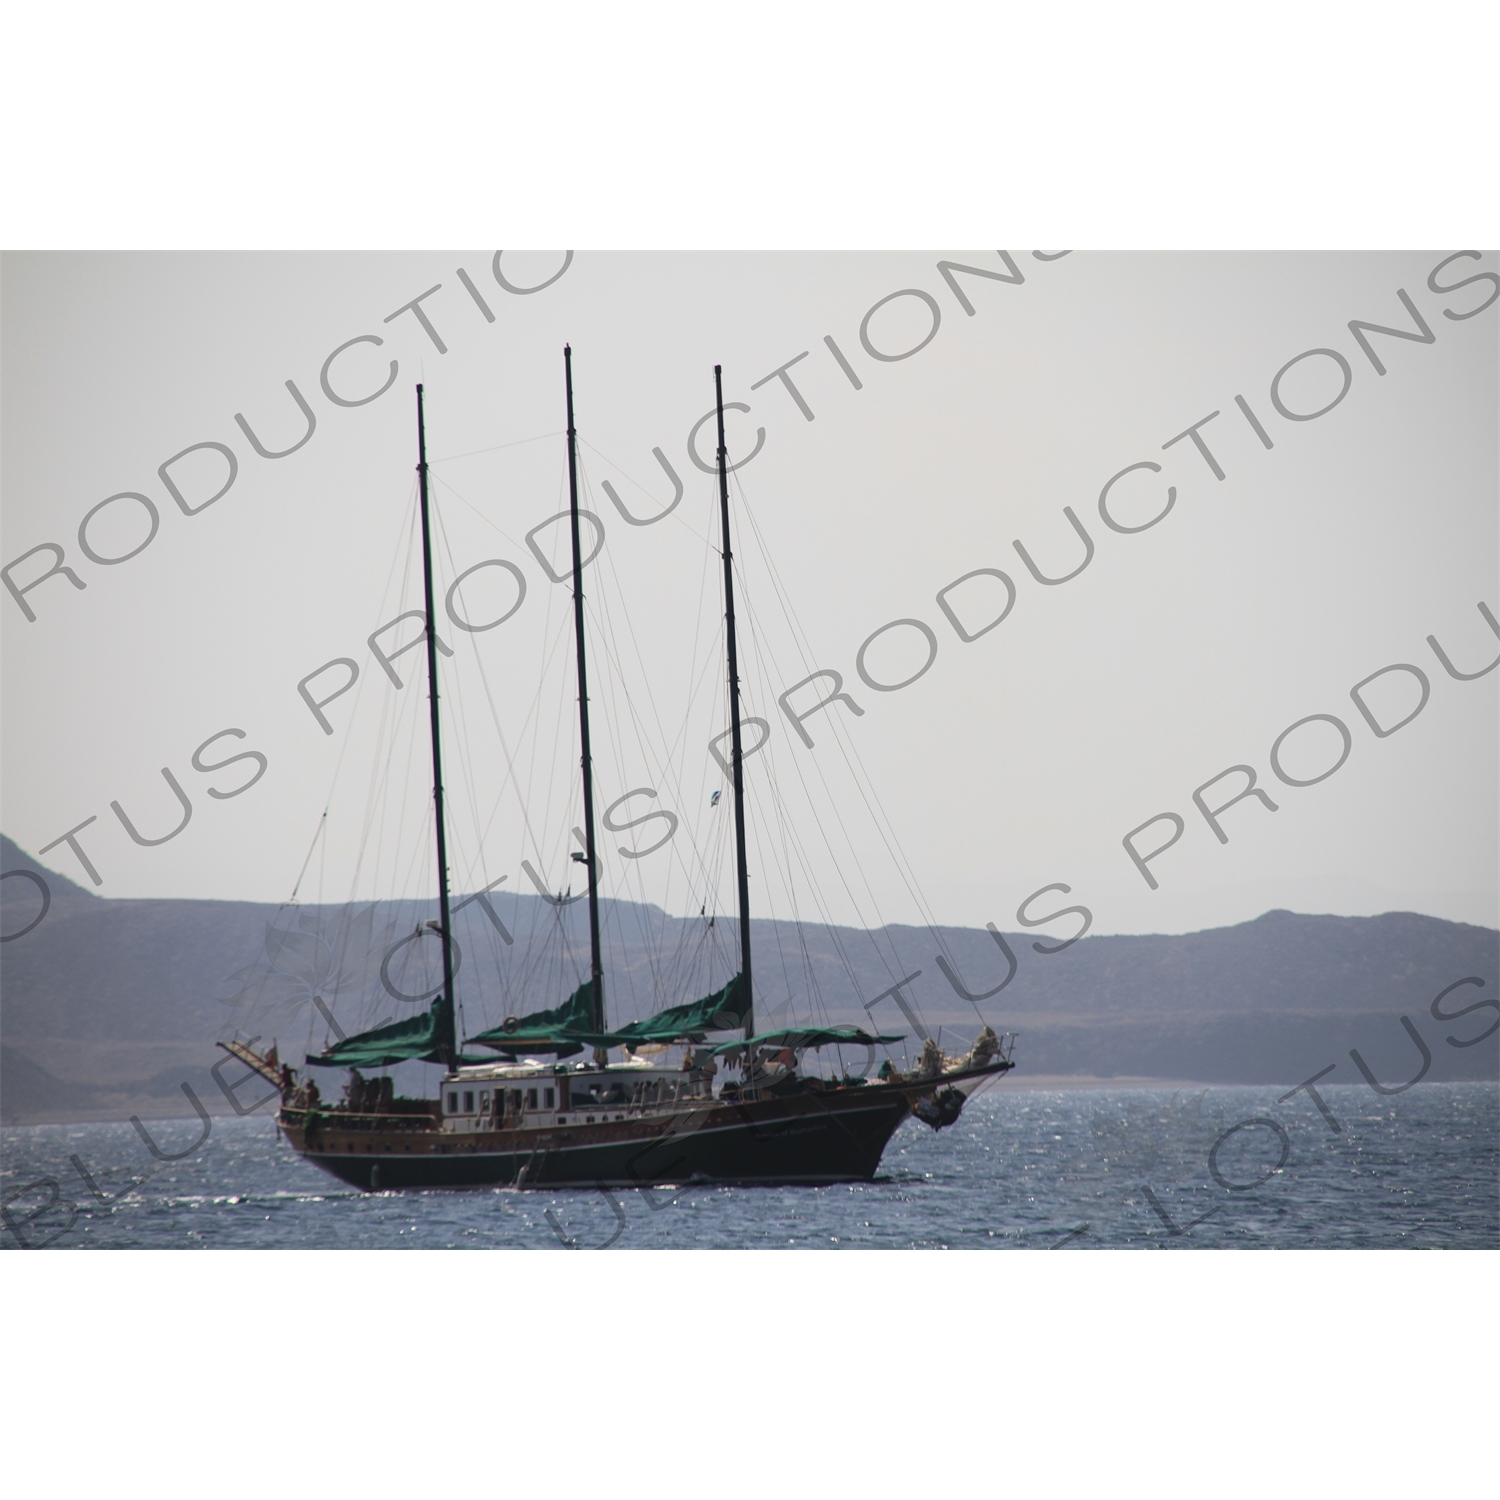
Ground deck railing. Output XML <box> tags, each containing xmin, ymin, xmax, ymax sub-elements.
<box><xmin>282</xmin><ymin>1108</ymin><xmax>437</xmax><ymax>1132</ymax></box>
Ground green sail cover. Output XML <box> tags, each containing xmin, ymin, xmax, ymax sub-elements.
<box><xmin>608</xmin><ymin>974</ymin><xmax>749</xmax><ymax>1046</ymax></box>
<box><xmin>712</xmin><ymin>1025</ymin><xmax>905</xmax><ymax>1057</ymax></box>
<box><xmin>466</xmin><ymin>980</ymin><xmax>597</xmax><ymax>1057</ymax></box>
<box><xmin>305</xmin><ymin>999</ymin><xmax>484</xmax><ymax>1069</ymax></box>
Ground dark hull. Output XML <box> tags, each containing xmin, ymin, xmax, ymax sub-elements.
<box><xmin>281</xmin><ymin>1066</ymin><xmax>1009</xmax><ymax>1191</ymax></box>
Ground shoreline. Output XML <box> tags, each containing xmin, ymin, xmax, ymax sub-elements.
<box><xmin>995</xmin><ymin>1074</ymin><xmax>1211</xmax><ymax>1093</ymax></box>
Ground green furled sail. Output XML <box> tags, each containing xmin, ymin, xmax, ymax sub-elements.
<box><xmin>468</xmin><ymin>975</ymin><xmax>751</xmax><ymax>1056</ymax></box>
<box><xmin>305</xmin><ymin>998</ymin><xmax>487</xmax><ymax>1069</ymax></box>
<box><xmin>712</xmin><ymin>1025</ymin><xmax>905</xmax><ymax>1057</ymax></box>
<box><xmin>608</xmin><ymin>974</ymin><xmax>749</xmax><ymax>1047</ymax></box>
<box><xmin>466</xmin><ymin>980</ymin><xmax>598</xmax><ymax>1058</ymax></box>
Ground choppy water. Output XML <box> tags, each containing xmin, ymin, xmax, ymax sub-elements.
<box><xmin>4</xmin><ymin>1081</ymin><xmax>1495</xmax><ymax>1249</ymax></box>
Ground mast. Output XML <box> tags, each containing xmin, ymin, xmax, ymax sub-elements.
<box><xmin>415</xmin><ymin>384</ymin><xmax>457</xmax><ymax>1069</ymax></box>
<box><xmin>564</xmin><ymin>347</ymin><xmax>605</xmax><ymax>1035</ymax></box>
<box><xmin>715</xmin><ymin>365</ymin><xmax>754</xmax><ymax>1042</ymax></box>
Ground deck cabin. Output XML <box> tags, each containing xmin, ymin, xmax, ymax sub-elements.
<box><xmin>438</xmin><ymin>1055</ymin><xmax>717</xmax><ymax>1132</ymax></box>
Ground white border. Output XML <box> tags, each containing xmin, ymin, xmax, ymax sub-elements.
<box><xmin>1</xmin><ymin>3</ymin><xmax>1497</xmax><ymax>247</ymax></box>
<box><xmin>2</xmin><ymin>1251</ymin><xmax>1495</xmax><ymax>1490</ymax></box>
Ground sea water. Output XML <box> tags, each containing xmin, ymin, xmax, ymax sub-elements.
<box><xmin>3</xmin><ymin>1082</ymin><xmax>1495</xmax><ymax>1250</ymax></box>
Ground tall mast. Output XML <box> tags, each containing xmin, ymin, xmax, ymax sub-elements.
<box><xmin>564</xmin><ymin>347</ymin><xmax>605</xmax><ymax>1034</ymax></box>
<box><xmin>715</xmin><ymin>365</ymin><xmax>754</xmax><ymax>1041</ymax></box>
<box><xmin>415</xmin><ymin>384</ymin><xmax>456</xmax><ymax>1069</ymax></box>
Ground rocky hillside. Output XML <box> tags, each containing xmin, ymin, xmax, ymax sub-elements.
<box><xmin>3</xmin><ymin>835</ymin><xmax>1495</xmax><ymax>1122</ymax></box>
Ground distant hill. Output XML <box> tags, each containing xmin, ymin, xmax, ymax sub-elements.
<box><xmin>2</xmin><ymin>834</ymin><xmax>1495</xmax><ymax>1122</ymax></box>
<box><xmin>1</xmin><ymin>833</ymin><xmax>98</xmax><ymax>913</ymax></box>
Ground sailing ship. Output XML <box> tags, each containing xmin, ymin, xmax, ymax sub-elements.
<box><xmin>221</xmin><ymin>351</ymin><xmax>1015</xmax><ymax>1191</ymax></box>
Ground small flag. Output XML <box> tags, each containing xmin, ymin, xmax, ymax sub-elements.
<box><xmin>710</xmin><ymin>790</ymin><xmax>722</xmax><ymax>807</ymax></box>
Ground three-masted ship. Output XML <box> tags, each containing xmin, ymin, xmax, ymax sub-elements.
<box><xmin>222</xmin><ymin>352</ymin><xmax>1015</xmax><ymax>1191</ymax></box>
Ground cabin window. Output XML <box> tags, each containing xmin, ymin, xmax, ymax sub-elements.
<box><xmin>447</xmin><ymin>1092</ymin><xmax>458</xmax><ymax>1113</ymax></box>
<box><xmin>526</xmin><ymin>1088</ymin><xmax>538</xmax><ymax>1110</ymax></box>
<box><xmin>480</xmin><ymin>1090</ymin><xmax>490</xmax><ymax>1114</ymax></box>
<box><xmin>544</xmin><ymin>1087</ymin><xmax>555</xmax><ymax>1109</ymax></box>
<box><xmin>463</xmin><ymin>1090</ymin><xmax>475</xmax><ymax>1114</ymax></box>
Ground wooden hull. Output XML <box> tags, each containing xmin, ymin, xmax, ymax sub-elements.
<box><xmin>280</xmin><ymin>1066</ymin><xmax>1010</xmax><ymax>1191</ymax></box>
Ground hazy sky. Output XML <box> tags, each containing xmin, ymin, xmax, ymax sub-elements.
<box><xmin>2</xmin><ymin>250</ymin><xmax>1496</xmax><ymax>936</ymax></box>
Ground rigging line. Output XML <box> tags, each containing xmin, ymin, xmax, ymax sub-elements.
<box><xmin>576</xmin><ymin>436</ymin><xmax>714</xmax><ymax>548</ymax></box>
<box><xmin>440</xmin><ymin>448</ymin><xmax>572</xmax><ymax>879</ymax></box>
<box><xmin>519</xmin><ymin>463</ymin><xmax>578</xmax><ymax>911</ymax></box>
<box><xmin>774</xmin><ymin>793</ymin><xmax>841</xmax><ymax>1031</ymax></box>
<box><xmin>288</xmin><ymin>813</ymin><xmax>328</xmax><ymax>904</ymax></box>
<box><xmin>575</xmin><ymin>455</ymin><xmax>702</xmax><ymax>819</ymax></box>
<box><xmin>744</xmin><ymin>724</ymin><xmax>901</xmax><ymax>1027</ymax></box>
<box><xmin>431</xmin><ymin>527</ymin><xmax>506</xmax><ymax>1021</ymax></box>
<box><xmin>680</xmin><ymin>725</ymin><xmax>733</xmax><ymax>922</ymax></box>
<box><xmin>750</xmin><ymin>751</ymin><xmax>814</xmax><ymax>1015</ymax></box>
<box><xmin>430</xmin><ymin>495</ymin><xmax>494</xmax><ymax>893</ymax></box>
<box><xmin>299</xmin><ymin>472</ymin><xmax>421</xmax><ymax>913</ymax></box>
<box><xmin>753</xmin><ymin>742</ymin><xmax>873</xmax><ymax>995</ymax></box>
<box><xmin>683</xmin><ymin>498</ymin><xmax>717</xmax><ymax>758</ymax></box>
<box><xmin>731</xmin><ymin>498</ymin><xmax>920</xmax><ymax>980</ymax></box>
<box><xmin>571</xmin><ymin>610</ymin><xmax>674</xmax><ymax>1021</ymax></box>
<box><xmin>587</xmin><ymin>632</ymin><xmax>668</xmax><ymax>1008</ymax></box>
<box><xmin>680</xmin><ymin>686</ymin><xmax>745</xmax><ymax>914</ymax></box>
<box><xmin>357</xmin><ymin>491</ymin><xmax>423</xmax><ymax>876</ymax></box>
<box><xmin>756</xmin><ymin>726</ymin><xmax>828</xmax><ymax>1008</ymax></box>
<box><xmin>430</xmin><ymin>469</ymin><xmax>530</xmax><ymax>557</ymax></box>
<box><xmin>579</xmin><ymin>581</ymin><xmax>721</xmax><ymax>925</ymax></box>
<box><xmin>591</xmin><ymin>478</ymin><xmax>725</xmax><ymax>912</ymax></box>
<box><xmin>733</xmin><ymin>481</ymin><xmax>955</xmax><ymax>967</ymax></box>
<box><xmin>662</xmin><ymin>877</ymin><xmax>713</xmax><ymax>996</ymax></box>
<box><xmin>430</xmin><ymin>430</ymin><xmax>564</xmax><ymax>464</ymax></box>
<box><xmin>518</xmin><ymin>672</ymin><xmax>583</xmax><ymax>985</ymax></box>
<box><xmin>653</xmin><ymin>612</ymin><xmax>726</xmax><ymax>789</ymax></box>
<box><xmin>756</xmin><ymin>757</ymin><xmax>826</xmax><ymax>1025</ymax></box>
<box><xmin>746</xmin><ymin>788</ymin><xmax>803</xmax><ymax>1018</ymax></box>
<box><xmin>576</xmin><ymin>484</ymin><xmax>731</xmax><ymax>942</ymax></box>
<box><xmin>557</xmin><ymin>457</ymin><xmax>736</xmax><ymax>1002</ymax></box>
<box><xmin>367</xmin><ymin>575</ymin><xmax>443</xmax><ymax>1019</ymax></box>
<box><xmin>470</xmin><ymin>610</ymin><xmax>574</xmax><ymax>867</ymax></box>
<box><xmin>744</xmin><ymin>725</ymin><xmax>827</xmax><ymax>1017</ymax></box>
<box><xmin>686</xmin><ymin>720</ymin><xmax>734</xmax><ymax>920</ymax></box>
<box><xmin>566</xmin><ymin>527</ymin><xmax>653</xmax><ymax>945</ymax></box>
<box><xmin>732</xmin><ymin>570</ymin><xmax>897</xmax><ymax>963</ymax></box>
<box><xmin>572</xmin><ymin>464</ymin><xmax>727</xmax><ymax>939</ymax></box>
<box><xmin>507</xmin><ymin>886</ymin><xmax>557</xmax><ymax>1000</ymax></box>
<box><xmin>350</xmin><ymin>500</ymin><xmax>425</xmax><ymax>919</ymax></box>
<box><xmin>764</xmin><ymin>725</ymin><xmax>907</xmax><ymax>1003</ymax></box>
<box><xmin>369</xmin><ymin>530</ymin><xmax>430</xmax><ymax>920</ymax></box>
